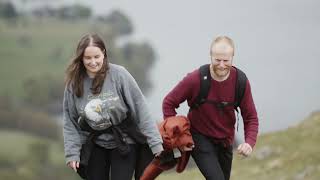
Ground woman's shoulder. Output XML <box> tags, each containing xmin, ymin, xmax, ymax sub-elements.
<box><xmin>109</xmin><ymin>63</ymin><xmax>131</xmax><ymax>79</ymax></box>
<box><xmin>109</xmin><ymin>63</ymin><xmax>127</xmax><ymax>72</ymax></box>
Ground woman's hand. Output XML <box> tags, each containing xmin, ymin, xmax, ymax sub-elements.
<box><xmin>181</xmin><ymin>145</ymin><xmax>195</xmax><ymax>151</ymax></box>
<box><xmin>154</xmin><ymin>151</ymin><xmax>163</xmax><ymax>157</ymax></box>
<box><xmin>67</xmin><ymin>161</ymin><xmax>79</xmax><ymax>172</ymax></box>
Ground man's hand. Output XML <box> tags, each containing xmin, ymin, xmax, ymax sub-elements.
<box><xmin>237</xmin><ymin>143</ymin><xmax>252</xmax><ymax>157</ymax></box>
<box><xmin>67</xmin><ymin>161</ymin><xmax>79</xmax><ymax>172</ymax></box>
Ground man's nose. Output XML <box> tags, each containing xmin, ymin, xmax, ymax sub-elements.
<box><xmin>218</xmin><ymin>61</ymin><xmax>225</xmax><ymax>67</ymax></box>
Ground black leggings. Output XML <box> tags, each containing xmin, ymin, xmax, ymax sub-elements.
<box><xmin>86</xmin><ymin>144</ymin><xmax>153</xmax><ymax>180</ymax></box>
<box><xmin>191</xmin><ymin>132</ymin><xmax>233</xmax><ymax>180</ymax></box>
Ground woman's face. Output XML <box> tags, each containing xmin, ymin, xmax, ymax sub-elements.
<box><xmin>83</xmin><ymin>45</ymin><xmax>105</xmax><ymax>78</ymax></box>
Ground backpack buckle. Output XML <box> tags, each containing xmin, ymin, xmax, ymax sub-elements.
<box><xmin>216</xmin><ymin>101</ymin><xmax>229</xmax><ymax>109</ymax></box>
<box><xmin>199</xmin><ymin>98</ymin><xmax>206</xmax><ymax>104</ymax></box>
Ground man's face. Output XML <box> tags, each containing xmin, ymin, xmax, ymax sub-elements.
<box><xmin>210</xmin><ymin>42</ymin><xmax>233</xmax><ymax>79</ymax></box>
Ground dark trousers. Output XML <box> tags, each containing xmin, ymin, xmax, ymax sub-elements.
<box><xmin>191</xmin><ymin>132</ymin><xmax>233</xmax><ymax>180</ymax></box>
<box><xmin>134</xmin><ymin>144</ymin><xmax>154</xmax><ymax>179</ymax></box>
<box><xmin>86</xmin><ymin>144</ymin><xmax>153</xmax><ymax>180</ymax></box>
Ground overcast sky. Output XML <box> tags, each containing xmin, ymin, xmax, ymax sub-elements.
<box><xmin>19</xmin><ymin>0</ymin><xmax>320</xmax><ymax>134</ymax></box>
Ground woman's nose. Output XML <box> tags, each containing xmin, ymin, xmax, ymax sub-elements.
<box><xmin>91</xmin><ymin>59</ymin><xmax>97</xmax><ymax>64</ymax></box>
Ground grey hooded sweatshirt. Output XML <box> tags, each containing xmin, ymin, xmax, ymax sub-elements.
<box><xmin>63</xmin><ymin>63</ymin><xmax>163</xmax><ymax>164</ymax></box>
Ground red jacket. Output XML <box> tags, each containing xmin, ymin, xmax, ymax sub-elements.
<box><xmin>162</xmin><ymin>67</ymin><xmax>259</xmax><ymax>147</ymax></box>
<box><xmin>140</xmin><ymin>116</ymin><xmax>194</xmax><ymax>180</ymax></box>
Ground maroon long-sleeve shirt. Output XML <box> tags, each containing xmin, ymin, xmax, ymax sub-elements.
<box><xmin>162</xmin><ymin>67</ymin><xmax>259</xmax><ymax>148</ymax></box>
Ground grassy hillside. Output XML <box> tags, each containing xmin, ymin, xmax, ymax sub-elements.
<box><xmin>157</xmin><ymin>111</ymin><xmax>320</xmax><ymax>180</ymax></box>
<box><xmin>1</xmin><ymin>111</ymin><xmax>319</xmax><ymax>179</ymax></box>
<box><xmin>0</xmin><ymin>130</ymin><xmax>64</xmax><ymax>164</ymax></box>
<box><xmin>0</xmin><ymin>130</ymin><xmax>78</xmax><ymax>180</ymax></box>
<box><xmin>0</xmin><ymin>18</ymin><xmax>97</xmax><ymax>97</ymax></box>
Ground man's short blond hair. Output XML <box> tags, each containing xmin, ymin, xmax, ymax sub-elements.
<box><xmin>210</xmin><ymin>36</ymin><xmax>235</xmax><ymax>56</ymax></box>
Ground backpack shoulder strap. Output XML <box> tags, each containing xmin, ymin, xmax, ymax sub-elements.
<box><xmin>190</xmin><ymin>64</ymin><xmax>211</xmax><ymax>110</ymax></box>
<box><xmin>234</xmin><ymin>66</ymin><xmax>247</xmax><ymax>109</ymax></box>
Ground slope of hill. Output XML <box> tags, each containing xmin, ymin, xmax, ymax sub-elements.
<box><xmin>157</xmin><ymin>111</ymin><xmax>320</xmax><ymax>180</ymax></box>
<box><xmin>0</xmin><ymin>130</ymin><xmax>78</xmax><ymax>180</ymax></box>
<box><xmin>230</xmin><ymin>111</ymin><xmax>320</xmax><ymax>180</ymax></box>
<box><xmin>1</xmin><ymin>111</ymin><xmax>319</xmax><ymax>180</ymax></box>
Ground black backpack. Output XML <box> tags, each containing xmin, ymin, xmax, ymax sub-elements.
<box><xmin>189</xmin><ymin>64</ymin><xmax>247</xmax><ymax>114</ymax></box>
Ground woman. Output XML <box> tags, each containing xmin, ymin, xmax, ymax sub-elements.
<box><xmin>63</xmin><ymin>34</ymin><xmax>163</xmax><ymax>180</ymax></box>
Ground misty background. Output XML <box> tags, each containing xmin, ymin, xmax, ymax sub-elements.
<box><xmin>10</xmin><ymin>0</ymin><xmax>320</xmax><ymax>132</ymax></box>
<box><xmin>1</xmin><ymin>0</ymin><xmax>320</xmax><ymax>179</ymax></box>
<box><xmin>62</xmin><ymin>0</ymin><xmax>320</xmax><ymax>133</ymax></box>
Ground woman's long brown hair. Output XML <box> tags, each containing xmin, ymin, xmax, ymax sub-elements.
<box><xmin>65</xmin><ymin>34</ymin><xmax>109</xmax><ymax>97</ymax></box>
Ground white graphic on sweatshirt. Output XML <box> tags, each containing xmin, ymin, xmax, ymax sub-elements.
<box><xmin>82</xmin><ymin>93</ymin><xmax>121</xmax><ymax>131</ymax></box>
<box><xmin>84</xmin><ymin>98</ymin><xmax>112</xmax><ymax>130</ymax></box>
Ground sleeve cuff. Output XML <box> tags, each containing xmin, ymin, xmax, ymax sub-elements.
<box><xmin>66</xmin><ymin>155</ymin><xmax>80</xmax><ymax>165</ymax></box>
<box><xmin>150</xmin><ymin>143</ymin><xmax>164</xmax><ymax>155</ymax></box>
<box><xmin>245</xmin><ymin>138</ymin><xmax>256</xmax><ymax>149</ymax></box>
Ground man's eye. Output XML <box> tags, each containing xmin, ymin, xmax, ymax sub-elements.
<box><xmin>95</xmin><ymin>55</ymin><xmax>100</xmax><ymax>58</ymax></box>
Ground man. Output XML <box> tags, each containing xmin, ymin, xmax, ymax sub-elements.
<box><xmin>162</xmin><ymin>36</ymin><xmax>259</xmax><ymax>180</ymax></box>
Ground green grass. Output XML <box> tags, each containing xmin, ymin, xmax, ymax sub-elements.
<box><xmin>154</xmin><ymin>111</ymin><xmax>320</xmax><ymax>180</ymax></box>
<box><xmin>0</xmin><ymin>130</ymin><xmax>64</xmax><ymax>165</ymax></box>
<box><xmin>231</xmin><ymin>111</ymin><xmax>320</xmax><ymax>180</ymax></box>
<box><xmin>1</xmin><ymin>111</ymin><xmax>320</xmax><ymax>179</ymax></box>
<box><xmin>0</xmin><ymin>129</ymin><xmax>78</xmax><ymax>180</ymax></box>
<box><xmin>158</xmin><ymin>168</ymin><xmax>203</xmax><ymax>180</ymax></box>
